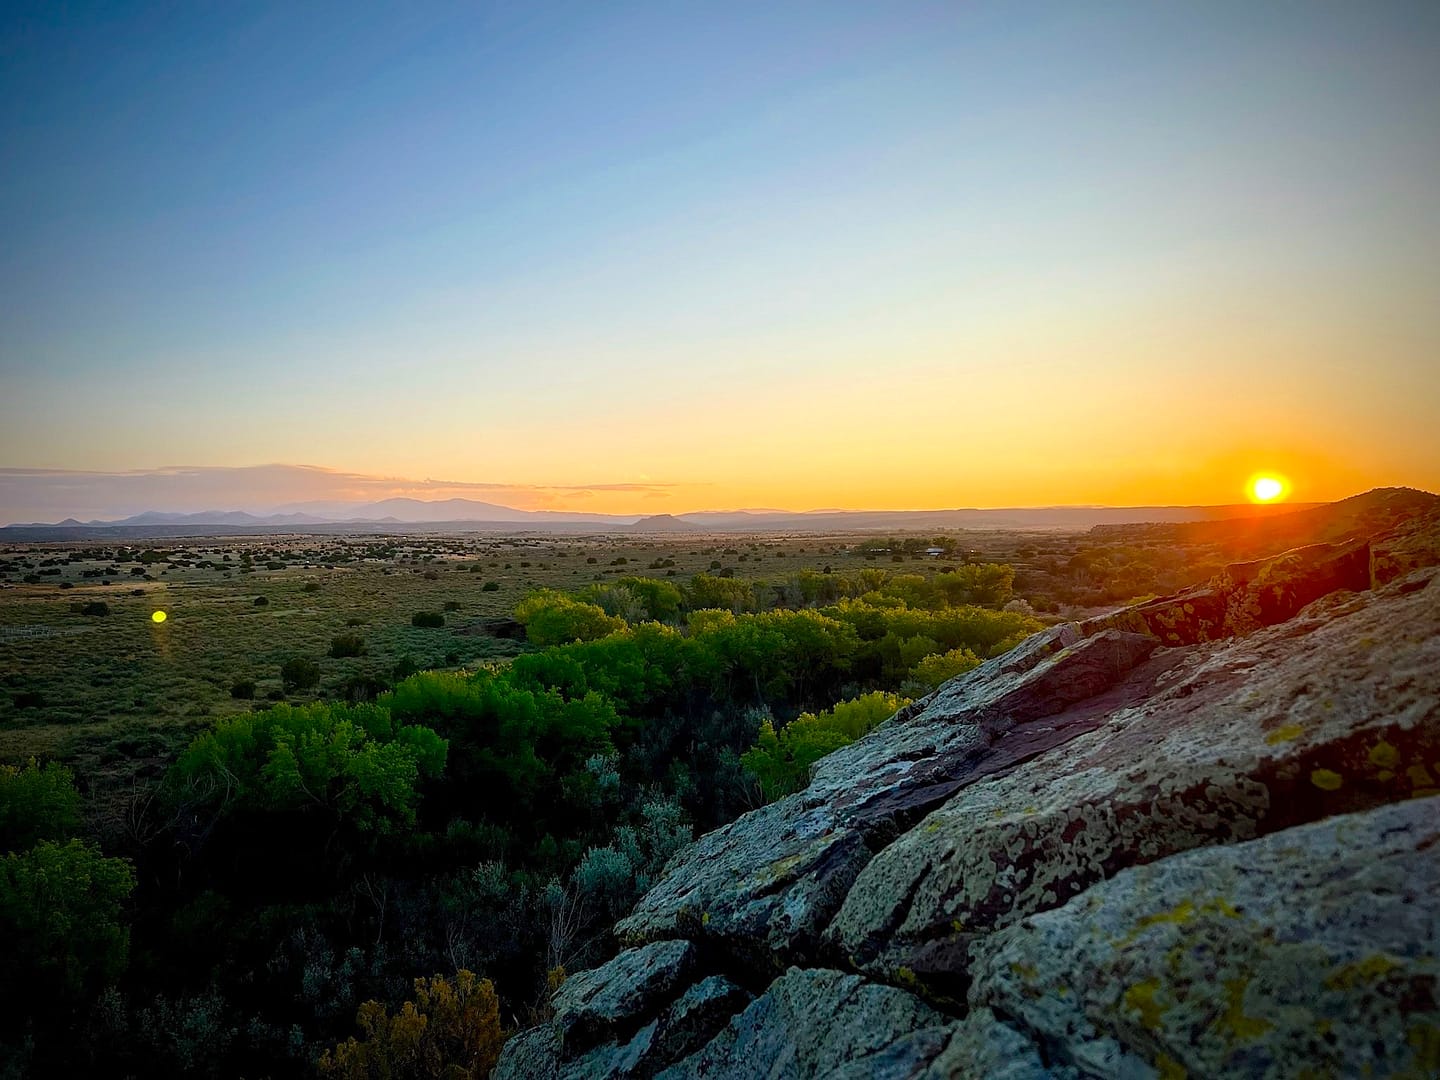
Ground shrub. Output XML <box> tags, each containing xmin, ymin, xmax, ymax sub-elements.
<box><xmin>230</xmin><ymin>680</ymin><xmax>256</xmax><ymax>700</ymax></box>
<box><xmin>481</xmin><ymin>581</ymin><xmax>500</xmax><ymax>593</ymax></box>
<box><xmin>411</xmin><ymin>612</ymin><xmax>445</xmax><ymax>629</ymax></box>
<box><xmin>80</xmin><ymin>601</ymin><xmax>110</xmax><ymax>617</ymax></box>
<box><xmin>303</xmin><ymin>582</ymin><xmax>321</xmax><ymax>593</ymax></box>
<box><xmin>443</xmin><ymin>601</ymin><xmax>461</xmax><ymax>612</ymax></box>
<box><xmin>280</xmin><ymin>657</ymin><xmax>320</xmax><ymax>691</ymax></box>
<box><xmin>253</xmin><ymin>596</ymin><xmax>269</xmax><ymax>607</ymax></box>
<box><xmin>339</xmin><ymin>674</ymin><xmax>390</xmax><ymax>703</ymax></box>
<box><xmin>318</xmin><ymin>970</ymin><xmax>503</xmax><ymax>1079</ymax></box>
<box><xmin>329</xmin><ymin>634</ymin><xmax>367</xmax><ymax>659</ymax></box>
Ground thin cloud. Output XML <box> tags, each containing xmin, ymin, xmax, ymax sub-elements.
<box><xmin>0</xmin><ymin>464</ymin><xmax>700</xmax><ymax>524</ymax></box>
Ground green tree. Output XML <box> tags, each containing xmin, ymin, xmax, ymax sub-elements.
<box><xmin>741</xmin><ymin>692</ymin><xmax>905</xmax><ymax>801</ymax></box>
<box><xmin>616</xmin><ymin>577</ymin><xmax>684</xmax><ymax>621</ymax></box>
<box><xmin>172</xmin><ymin>703</ymin><xmax>446</xmax><ymax>835</ymax></box>
<box><xmin>909</xmin><ymin>647</ymin><xmax>983</xmax><ymax>691</ymax></box>
<box><xmin>515</xmin><ymin>590</ymin><xmax>625</xmax><ymax>645</ymax></box>
<box><xmin>0</xmin><ymin>839</ymin><xmax>135</xmax><ymax>1005</ymax></box>
<box><xmin>684</xmin><ymin>573</ymin><xmax>757</xmax><ymax>613</ymax></box>
<box><xmin>0</xmin><ymin>759</ymin><xmax>82</xmax><ymax>853</ymax></box>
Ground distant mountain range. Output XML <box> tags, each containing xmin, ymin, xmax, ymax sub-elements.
<box><xmin>0</xmin><ymin>496</ymin><xmax>1325</xmax><ymax>540</ymax></box>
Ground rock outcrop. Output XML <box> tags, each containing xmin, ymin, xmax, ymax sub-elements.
<box><xmin>496</xmin><ymin>529</ymin><xmax>1440</xmax><ymax>1080</ymax></box>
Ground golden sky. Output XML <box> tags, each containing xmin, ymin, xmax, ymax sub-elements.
<box><xmin>3</xmin><ymin>4</ymin><xmax>1438</xmax><ymax>516</ymax></box>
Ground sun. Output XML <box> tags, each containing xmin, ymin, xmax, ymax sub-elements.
<box><xmin>1247</xmin><ymin>473</ymin><xmax>1289</xmax><ymax>504</ymax></box>
<box><xmin>151</xmin><ymin>610</ymin><xmax>167</xmax><ymax>623</ymax></box>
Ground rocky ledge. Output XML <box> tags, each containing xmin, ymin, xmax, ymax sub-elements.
<box><xmin>497</xmin><ymin>532</ymin><xmax>1440</xmax><ymax>1079</ymax></box>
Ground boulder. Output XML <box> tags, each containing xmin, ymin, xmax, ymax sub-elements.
<box><xmin>553</xmin><ymin>940</ymin><xmax>697</xmax><ymax>1053</ymax></box>
<box><xmin>828</xmin><ymin>568</ymin><xmax>1440</xmax><ymax>999</ymax></box>
<box><xmin>970</xmin><ymin>794</ymin><xmax>1440</xmax><ymax>1078</ymax></box>
<box><xmin>496</xmin><ymin>974</ymin><xmax>754</xmax><ymax>1080</ymax></box>
<box><xmin>616</xmin><ymin>626</ymin><xmax>1167</xmax><ymax>972</ymax></box>
<box><xmin>655</xmin><ymin>968</ymin><xmax>960</xmax><ymax>1080</ymax></box>
<box><xmin>1081</xmin><ymin>538</ymin><xmax>1372</xmax><ymax>643</ymax></box>
<box><xmin>1217</xmin><ymin>537</ymin><xmax>1371</xmax><ymax>634</ymax></box>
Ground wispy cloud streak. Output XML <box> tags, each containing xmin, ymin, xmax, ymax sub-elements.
<box><xmin>0</xmin><ymin>464</ymin><xmax>696</xmax><ymax>524</ymax></box>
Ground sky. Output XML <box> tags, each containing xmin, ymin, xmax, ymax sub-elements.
<box><xmin>2</xmin><ymin>0</ymin><xmax>1439</xmax><ymax>518</ymax></box>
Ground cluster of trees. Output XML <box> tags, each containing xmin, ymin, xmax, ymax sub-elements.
<box><xmin>0</xmin><ymin>562</ymin><xmax>1038</xmax><ymax>1076</ymax></box>
<box><xmin>0</xmin><ymin>761</ymin><xmax>135</xmax><ymax>1074</ymax></box>
<box><xmin>853</xmin><ymin>536</ymin><xmax>959</xmax><ymax>557</ymax></box>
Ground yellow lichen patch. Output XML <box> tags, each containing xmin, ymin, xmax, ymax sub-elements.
<box><xmin>950</xmin><ymin>919</ymin><xmax>966</xmax><ymax>933</ymax></box>
<box><xmin>1407</xmin><ymin>763</ymin><xmax>1435</xmax><ymax>788</ymax></box>
<box><xmin>762</xmin><ymin>853</ymin><xmax>807</xmax><ymax>882</ymax></box>
<box><xmin>1124</xmin><ymin>979</ymin><xmax>1169</xmax><ymax>1030</ymax></box>
<box><xmin>1155</xmin><ymin>1053</ymin><xmax>1188</xmax><ymax>1080</ymax></box>
<box><xmin>701</xmin><ymin>912</ymin><xmax>711</xmax><ymax>927</ymax></box>
<box><xmin>1120</xmin><ymin>897</ymin><xmax>1239</xmax><ymax>945</ymax></box>
<box><xmin>1008</xmin><ymin>961</ymin><xmax>1039</xmax><ymax>980</ymax></box>
<box><xmin>1310</xmin><ymin>768</ymin><xmax>1343</xmax><ymax>791</ymax></box>
<box><xmin>1368</xmin><ymin>740</ymin><xmax>1400</xmax><ymax>770</ymax></box>
<box><xmin>1135</xmin><ymin>900</ymin><xmax>1195</xmax><ymax>931</ymax></box>
<box><xmin>1408</xmin><ymin>1022</ymin><xmax>1440</xmax><ymax>1072</ymax></box>
<box><xmin>894</xmin><ymin>966</ymin><xmax>920</xmax><ymax>989</ymax></box>
<box><xmin>1265</xmin><ymin>724</ymin><xmax>1304</xmax><ymax>745</ymax></box>
<box><xmin>1208</xmin><ymin>896</ymin><xmax>1242</xmax><ymax>919</ymax></box>
<box><xmin>1323</xmin><ymin>953</ymin><xmax>1400</xmax><ymax>991</ymax></box>
<box><xmin>1221</xmin><ymin>978</ymin><xmax>1273</xmax><ymax>1041</ymax></box>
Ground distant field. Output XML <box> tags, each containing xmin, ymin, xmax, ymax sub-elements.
<box><xmin>0</xmin><ymin>526</ymin><xmax>1232</xmax><ymax>788</ymax></box>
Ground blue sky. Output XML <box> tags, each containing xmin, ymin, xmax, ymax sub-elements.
<box><xmin>2</xmin><ymin>1</ymin><xmax>1438</xmax><ymax>513</ymax></box>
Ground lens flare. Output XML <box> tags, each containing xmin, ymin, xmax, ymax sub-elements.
<box><xmin>1247</xmin><ymin>474</ymin><xmax>1288</xmax><ymax>503</ymax></box>
<box><xmin>151</xmin><ymin>610</ymin><xmax>167</xmax><ymax>623</ymax></box>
